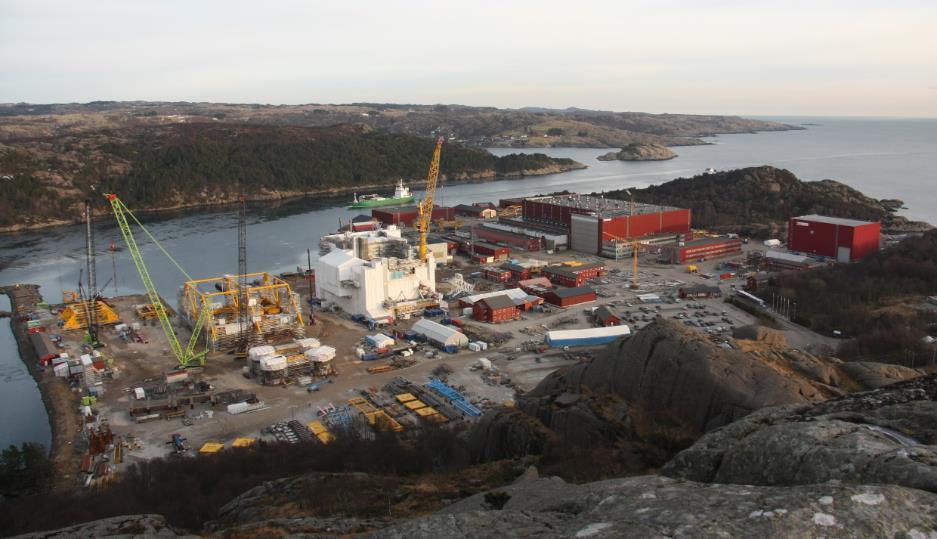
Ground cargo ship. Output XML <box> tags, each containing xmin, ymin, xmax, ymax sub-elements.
<box><xmin>349</xmin><ymin>180</ymin><xmax>415</xmax><ymax>208</ymax></box>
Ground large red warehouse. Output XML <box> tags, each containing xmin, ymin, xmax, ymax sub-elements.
<box><xmin>787</xmin><ymin>215</ymin><xmax>880</xmax><ymax>261</ymax></box>
<box><xmin>544</xmin><ymin>286</ymin><xmax>597</xmax><ymax>307</ymax></box>
<box><xmin>372</xmin><ymin>206</ymin><xmax>455</xmax><ymax>227</ymax></box>
<box><xmin>522</xmin><ymin>194</ymin><xmax>691</xmax><ymax>254</ymax></box>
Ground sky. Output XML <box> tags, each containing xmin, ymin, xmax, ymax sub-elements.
<box><xmin>2</xmin><ymin>0</ymin><xmax>936</xmax><ymax>117</ymax></box>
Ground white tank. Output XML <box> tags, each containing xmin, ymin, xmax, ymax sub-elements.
<box><xmin>259</xmin><ymin>354</ymin><xmax>287</xmax><ymax>372</ymax></box>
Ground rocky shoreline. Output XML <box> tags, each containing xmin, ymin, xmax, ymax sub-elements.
<box><xmin>0</xmin><ymin>162</ymin><xmax>586</xmax><ymax>235</ymax></box>
<box><xmin>0</xmin><ymin>284</ymin><xmax>81</xmax><ymax>492</ymax></box>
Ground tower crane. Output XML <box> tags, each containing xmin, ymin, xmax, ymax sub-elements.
<box><xmin>602</xmin><ymin>230</ymin><xmax>642</xmax><ymax>290</ymax></box>
<box><xmin>105</xmin><ymin>193</ymin><xmax>210</xmax><ymax>369</ymax></box>
<box><xmin>417</xmin><ymin>137</ymin><xmax>444</xmax><ymax>262</ymax></box>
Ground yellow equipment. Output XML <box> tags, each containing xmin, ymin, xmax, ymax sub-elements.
<box><xmin>417</xmin><ymin>137</ymin><xmax>444</xmax><ymax>262</ymax></box>
<box><xmin>231</xmin><ymin>437</ymin><xmax>257</xmax><ymax>448</ymax></box>
<box><xmin>687</xmin><ymin>265</ymin><xmax>699</xmax><ymax>273</ymax></box>
<box><xmin>198</xmin><ymin>442</ymin><xmax>224</xmax><ymax>454</ymax></box>
<box><xmin>59</xmin><ymin>300</ymin><xmax>120</xmax><ymax>331</ymax></box>
<box><xmin>180</xmin><ymin>273</ymin><xmax>304</xmax><ymax>352</ymax></box>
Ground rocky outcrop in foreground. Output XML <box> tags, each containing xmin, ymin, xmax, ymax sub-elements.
<box><xmin>597</xmin><ymin>142</ymin><xmax>677</xmax><ymax>161</ymax></box>
<box><xmin>11</xmin><ymin>514</ymin><xmax>193</xmax><ymax>538</ymax></box>
<box><xmin>376</xmin><ymin>474</ymin><xmax>937</xmax><ymax>538</ymax></box>
<box><xmin>663</xmin><ymin>373</ymin><xmax>937</xmax><ymax>493</ymax></box>
<box><xmin>469</xmin><ymin>320</ymin><xmax>919</xmax><ymax>460</ymax></box>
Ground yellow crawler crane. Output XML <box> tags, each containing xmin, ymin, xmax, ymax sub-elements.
<box><xmin>417</xmin><ymin>137</ymin><xmax>444</xmax><ymax>262</ymax></box>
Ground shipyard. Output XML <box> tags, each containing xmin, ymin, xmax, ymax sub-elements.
<box><xmin>2</xmin><ymin>132</ymin><xmax>895</xmax><ymax>493</ymax></box>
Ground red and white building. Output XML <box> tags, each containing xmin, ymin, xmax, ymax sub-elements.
<box><xmin>787</xmin><ymin>215</ymin><xmax>880</xmax><ymax>262</ymax></box>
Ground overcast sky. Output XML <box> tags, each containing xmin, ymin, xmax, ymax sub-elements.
<box><xmin>2</xmin><ymin>0</ymin><xmax>935</xmax><ymax>117</ymax></box>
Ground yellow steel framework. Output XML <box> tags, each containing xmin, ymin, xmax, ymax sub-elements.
<box><xmin>59</xmin><ymin>299</ymin><xmax>120</xmax><ymax>331</ymax></box>
<box><xmin>181</xmin><ymin>272</ymin><xmax>304</xmax><ymax>351</ymax></box>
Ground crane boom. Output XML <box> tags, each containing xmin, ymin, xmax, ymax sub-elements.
<box><xmin>418</xmin><ymin>137</ymin><xmax>444</xmax><ymax>261</ymax></box>
<box><xmin>106</xmin><ymin>194</ymin><xmax>209</xmax><ymax>368</ymax></box>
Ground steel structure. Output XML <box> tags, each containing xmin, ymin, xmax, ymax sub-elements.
<box><xmin>106</xmin><ymin>194</ymin><xmax>210</xmax><ymax>368</ymax></box>
<box><xmin>180</xmin><ymin>273</ymin><xmax>304</xmax><ymax>352</ymax></box>
<box><xmin>83</xmin><ymin>198</ymin><xmax>99</xmax><ymax>344</ymax></box>
<box><xmin>417</xmin><ymin>137</ymin><xmax>444</xmax><ymax>261</ymax></box>
<box><xmin>237</xmin><ymin>194</ymin><xmax>252</xmax><ymax>352</ymax></box>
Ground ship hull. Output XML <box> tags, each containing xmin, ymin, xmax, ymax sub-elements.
<box><xmin>348</xmin><ymin>195</ymin><xmax>415</xmax><ymax>209</ymax></box>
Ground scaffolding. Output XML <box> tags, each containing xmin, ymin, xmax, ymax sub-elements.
<box><xmin>180</xmin><ymin>273</ymin><xmax>304</xmax><ymax>352</ymax></box>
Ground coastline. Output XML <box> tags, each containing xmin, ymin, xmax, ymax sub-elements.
<box><xmin>1</xmin><ymin>284</ymin><xmax>81</xmax><ymax>491</ymax></box>
<box><xmin>0</xmin><ymin>162</ymin><xmax>587</xmax><ymax>235</ymax></box>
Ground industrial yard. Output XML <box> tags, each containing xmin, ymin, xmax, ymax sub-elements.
<box><xmin>8</xmin><ymin>140</ymin><xmax>880</xmax><ymax>491</ymax></box>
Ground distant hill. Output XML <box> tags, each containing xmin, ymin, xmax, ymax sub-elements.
<box><xmin>0</xmin><ymin>101</ymin><xmax>800</xmax><ymax>149</ymax></box>
<box><xmin>602</xmin><ymin>166</ymin><xmax>932</xmax><ymax>237</ymax></box>
<box><xmin>0</xmin><ymin>123</ymin><xmax>581</xmax><ymax>231</ymax></box>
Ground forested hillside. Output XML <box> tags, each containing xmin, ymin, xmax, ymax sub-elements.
<box><xmin>604</xmin><ymin>166</ymin><xmax>930</xmax><ymax>237</ymax></box>
<box><xmin>0</xmin><ymin>123</ymin><xmax>580</xmax><ymax>229</ymax></box>
<box><xmin>758</xmin><ymin>229</ymin><xmax>937</xmax><ymax>365</ymax></box>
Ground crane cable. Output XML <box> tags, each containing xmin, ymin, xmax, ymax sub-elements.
<box><xmin>119</xmin><ymin>200</ymin><xmax>195</xmax><ymax>282</ymax></box>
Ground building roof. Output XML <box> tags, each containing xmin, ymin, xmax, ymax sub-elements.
<box><xmin>477</xmin><ymin>294</ymin><xmax>517</xmax><ymax>310</ymax></box>
<box><xmin>543</xmin><ymin>267</ymin><xmax>578</xmax><ymax>279</ymax></box>
<box><xmin>518</xmin><ymin>277</ymin><xmax>553</xmax><ymax>289</ymax></box>
<box><xmin>525</xmin><ymin>193</ymin><xmax>683</xmax><ymax>218</ymax></box>
<box><xmin>766</xmin><ymin>251</ymin><xmax>812</xmax><ymax>264</ymax></box>
<box><xmin>550</xmin><ymin>286</ymin><xmax>595</xmax><ymax>299</ymax></box>
<box><xmin>412</xmin><ymin>319</ymin><xmax>468</xmax><ymax>345</ymax></box>
<box><xmin>472</xmin><ymin>241</ymin><xmax>508</xmax><ymax>251</ymax></box>
<box><xmin>793</xmin><ymin>215</ymin><xmax>877</xmax><ymax>227</ymax></box>
<box><xmin>595</xmin><ymin>305</ymin><xmax>619</xmax><ymax>321</ymax></box>
<box><xmin>680</xmin><ymin>285</ymin><xmax>722</xmax><ymax>295</ymax></box>
<box><xmin>463</xmin><ymin>288</ymin><xmax>530</xmax><ymax>305</ymax></box>
<box><xmin>500</xmin><ymin>262</ymin><xmax>527</xmax><ymax>272</ymax></box>
<box><xmin>30</xmin><ymin>332</ymin><xmax>56</xmax><ymax>358</ymax></box>
<box><xmin>683</xmin><ymin>236</ymin><xmax>742</xmax><ymax>247</ymax></box>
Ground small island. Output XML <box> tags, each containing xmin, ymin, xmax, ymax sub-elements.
<box><xmin>597</xmin><ymin>142</ymin><xmax>677</xmax><ymax>161</ymax></box>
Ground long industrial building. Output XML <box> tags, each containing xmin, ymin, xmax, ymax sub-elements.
<box><xmin>521</xmin><ymin>194</ymin><xmax>691</xmax><ymax>255</ymax></box>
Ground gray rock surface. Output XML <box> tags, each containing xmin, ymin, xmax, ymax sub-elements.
<box><xmin>521</xmin><ymin>320</ymin><xmax>918</xmax><ymax>441</ymax></box>
<box><xmin>10</xmin><ymin>514</ymin><xmax>192</xmax><ymax>539</ymax></box>
<box><xmin>373</xmin><ymin>475</ymin><xmax>937</xmax><ymax>538</ymax></box>
<box><xmin>663</xmin><ymin>374</ymin><xmax>937</xmax><ymax>493</ymax></box>
<box><xmin>597</xmin><ymin>142</ymin><xmax>677</xmax><ymax>161</ymax></box>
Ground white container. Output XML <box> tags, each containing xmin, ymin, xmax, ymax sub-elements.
<box><xmin>134</xmin><ymin>387</ymin><xmax>146</xmax><ymax>400</ymax></box>
<box><xmin>248</xmin><ymin>345</ymin><xmax>276</xmax><ymax>360</ymax></box>
<box><xmin>305</xmin><ymin>346</ymin><xmax>336</xmax><ymax>362</ymax></box>
<box><xmin>295</xmin><ymin>338</ymin><xmax>321</xmax><ymax>350</ymax></box>
<box><xmin>468</xmin><ymin>342</ymin><xmax>481</xmax><ymax>352</ymax></box>
<box><xmin>115</xmin><ymin>323</ymin><xmax>129</xmax><ymax>333</ymax></box>
<box><xmin>80</xmin><ymin>354</ymin><xmax>93</xmax><ymax>367</ymax></box>
<box><xmin>131</xmin><ymin>322</ymin><xmax>141</xmax><ymax>331</ymax></box>
<box><xmin>54</xmin><ymin>363</ymin><xmax>69</xmax><ymax>377</ymax></box>
<box><xmin>478</xmin><ymin>341</ymin><xmax>488</xmax><ymax>351</ymax></box>
<box><xmin>259</xmin><ymin>355</ymin><xmax>287</xmax><ymax>372</ymax></box>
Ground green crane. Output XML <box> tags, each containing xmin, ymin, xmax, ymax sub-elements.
<box><xmin>106</xmin><ymin>193</ymin><xmax>210</xmax><ymax>368</ymax></box>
